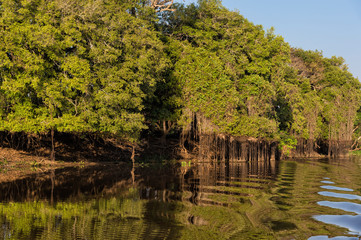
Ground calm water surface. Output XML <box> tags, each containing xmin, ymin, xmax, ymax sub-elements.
<box><xmin>0</xmin><ymin>157</ymin><xmax>361</xmax><ymax>239</ymax></box>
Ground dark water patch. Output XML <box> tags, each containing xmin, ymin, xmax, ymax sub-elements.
<box><xmin>280</xmin><ymin>173</ymin><xmax>295</xmax><ymax>178</ymax></box>
<box><xmin>187</xmin><ymin>215</ymin><xmax>208</xmax><ymax>225</ymax></box>
<box><xmin>199</xmin><ymin>187</ymin><xmax>251</xmax><ymax>197</ymax></box>
<box><xmin>217</xmin><ymin>178</ymin><xmax>272</xmax><ymax>184</ymax></box>
<box><xmin>269</xmin><ymin>196</ymin><xmax>293</xmax><ymax>206</ymax></box>
<box><xmin>0</xmin><ymin>164</ymin><xmax>133</xmax><ymax>202</ymax></box>
<box><xmin>318</xmin><ymin>191</ymin><xmax>361</xmax><ymax>201</ymax></box>
<box><xmin>277</xmin><ymin>187</ymin><xmax>293</xmax><ymax>194</ymax></box>
<box><xmin>194</xmin><ymin>198</ymin><xmax>232</xmax><ymax>207</ymax></box>
<box><xmin>270</xmin><ymin>220</ymin><xmax>297</xmax><ymax>231</ymax></box>
<box><xmin>317</xmin><ymin>201</ymin><xmax>361</xmax><ymax>214</ymax></box>
<box><xmin>215</xmin><ymin>182</ymin><xmax>264</xmax><ymax>190</ymax></box>
<box><xmin>270</xmin><ymin>161</ymin><xmax>297</xmax><ymax>214</ymax></box>
<box><xmin>277</xmin><ymin>182</ymin><xmax>294</xmax><ymax>187</ymax></box>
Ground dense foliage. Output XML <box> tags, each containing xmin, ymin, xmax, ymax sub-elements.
<box><xmin>0</xmin><ymin>0</ymin><xmax>360</xmax><ymax>157</ymax></box>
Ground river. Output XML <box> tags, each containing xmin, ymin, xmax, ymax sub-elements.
<box><xmin>0</xmin><ymin>157</ymin><xmax>360</xmax><ymax>239</ymax></box>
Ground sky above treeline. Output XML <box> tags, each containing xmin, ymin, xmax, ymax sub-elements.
<box><xmin>176</xmin><ymin>0</ymin><xmax>361</xmax><ymax>80</ymax></box>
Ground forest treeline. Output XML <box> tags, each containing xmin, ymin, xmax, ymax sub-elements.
<box><xmin>0</xmin><ymin>0</ymin><xmax>360</xmax><ymax>159</ymax></box>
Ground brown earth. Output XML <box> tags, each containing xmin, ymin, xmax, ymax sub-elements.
<box><xmin>0</xmin><ymin>135</ymin><xmax>181</xmax><ymax>183</ymax></box>
<box><xmin>0</xmin><ymin>147</ymin><xmax>97</xmax><ymax>183</ymax></box>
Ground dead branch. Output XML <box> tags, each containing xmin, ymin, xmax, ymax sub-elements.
<box><xmin>350</xmin><ymin>147</ymin><xmax>361</xmax><ymax>152</ymax></box>
<box><xmin>353</xmin><ymin>126</ymin><xmax>359</xmax><ymax>133</ymax></box>
<box><xmin>351</xmin><ymin>136</ymin><xmax>361</xmax><ymax>149</ymax></box>
<box><xmin>150</xmin><ymin>0</ymin><xmax>175</xmax><ymax>12</ymax></box>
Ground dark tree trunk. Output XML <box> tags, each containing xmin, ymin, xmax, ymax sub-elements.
<box><xmin>50</xmin><ymin>129</ymin><xmax>55</xmax><ymax>161</ymax></box>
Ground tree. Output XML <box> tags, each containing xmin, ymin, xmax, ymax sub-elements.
<box><xmin>288</xmin><ymin>48</ymin><xmax>361</xmax><ymax>155</ymax></box>
<box><xmin>0</xmin><ymin>0</ymin><xmax>168</xmax><ymax>159</ymax></box>
<box><xmin>164</xmin><ymin>0</ymin><xmax>290</xmax><ymax>139</ymax></box>
<box><xmin>0</xmin><ymin>0</ymin><xmax>89</xmax><ymax>159</ymax></box>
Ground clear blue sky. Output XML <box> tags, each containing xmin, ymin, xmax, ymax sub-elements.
<box><xmin>176</xmin><ymin>0</ymin><xmax>361</xmax><ymax>80</ymax></box>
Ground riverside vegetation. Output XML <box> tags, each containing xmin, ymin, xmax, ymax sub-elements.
<box><xmin>0</xmin><ymin>0</ymin><xmax>360</xmax><ymax>162</ymax></box>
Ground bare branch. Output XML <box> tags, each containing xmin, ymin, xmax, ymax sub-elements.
<box><xmin>353</xmin><ymin>126</ymin><xmax>359</xmax><ymax>133</ymax></box>
<box><xmin>351</xmin><ymin>136</ymin><xmax>361</xmax><ymax>149</ymax></box>
<box><xmin>150</xmin><ymin>0</ymin><xmax>176</xmax><ymax>12</ymax></box>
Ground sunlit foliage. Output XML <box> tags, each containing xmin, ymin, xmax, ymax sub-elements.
<box><xmin>0</xmin><ymin>0</ymin><xmax>360</xmax><ymax>157</ymax></box>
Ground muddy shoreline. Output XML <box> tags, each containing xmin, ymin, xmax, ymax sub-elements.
<box><xmin>0</xmin><ymin>132</ymin><xmax>354</xmax><ymax>183</ymax></box>
<box><xmin>0</xmin><ymin>148</ymin><xmax>101</xmax><ymax>183</ymax></box>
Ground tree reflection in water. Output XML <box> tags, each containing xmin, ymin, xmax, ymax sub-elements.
<box><xmin>0</xmin><ymin>157</ymin><xmax>360</xmax><ymax>239</ymax></box>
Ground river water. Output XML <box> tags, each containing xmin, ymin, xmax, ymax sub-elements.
<box><xmin>0</xmin><ymin>157</ymin><xmax>361</xmax><ymax>239</ymax></box>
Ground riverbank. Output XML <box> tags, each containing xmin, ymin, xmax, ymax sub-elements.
<box><xmin>0</xmin><ymin>148</ymin><xmax>96</xmax><ymax>183</ymax></box>
<box><xmin>0</xmin><ymin>139</ymin><xmax>356</xmax><ymax>184</ymax></box>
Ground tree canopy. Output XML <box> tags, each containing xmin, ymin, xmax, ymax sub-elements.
<box><xmin>0</xmin><ymin>0</ymin><xmax>167</xmax><ymax>142</ymax></box>
<box><xmin>0</xmin><ymin>0</ymin><xmax>360</xmax><ymax>157</ymax></box>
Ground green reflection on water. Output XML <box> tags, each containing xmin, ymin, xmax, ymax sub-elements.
<box><xmin>0</xmin><ymin>190</ymin><xmax>183</xmax><ymax>239</ymax></box>
<box><xmin>0</xmin><ymin>158</ymin><xmax>360</xmax><ymax>239</ymax></box>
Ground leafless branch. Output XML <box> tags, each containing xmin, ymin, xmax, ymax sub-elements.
<box><xmin>353</xmin><ymin>126</ymin><xmax>359</xmax><ymax>133</ymax></box>
<box><xmin>150</xmin><ymin>0</ymin><xmax>176</xmax><ymax>12</ymax></box>
<box><xmin>351</xmin><ymin>136</ymin><xmax>361</xmax><ymax>149</ymax></box>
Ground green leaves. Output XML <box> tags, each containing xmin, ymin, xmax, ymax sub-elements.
<box><xmin>285</xmin><ymin>48</ymin><xmax>361</xmax><ymax>142</ymax></box>
<box><xmin>0</xmin><ymin>0</ymin><xmax>359</xmax><ymax>149</ymax></box>
<box><xmin>0</xmin><ymin>0</ymin><xmax>167</xmax><ymax>142</ymax></box>
<box><xmin>168</xmin><ymin>1</ymin><xmax>289</xmax><ymax>138</ymax></box>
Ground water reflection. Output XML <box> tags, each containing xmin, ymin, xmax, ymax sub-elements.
<box><xmin>321</xmin><ymin>181</ymin><xmax>335</xmax><ymax>184</ymax></box>
<box><xmin>320</xmin><ymin>186</ymin><xmax>354</xmax><ymax>192</ymax></box>
<box><xmin>309</xmin><ymin>236</ymin><xmax>359</xmax><ymax>240</ymax></box>
<box><xmin>0</xmin><ymin>160</ymin><xmax>280</xmax><ymax>240</ymax></box>
<box><xmin>317</xmin><ymin>201</ymin><xmax>361</xmax><ymax>214</ymax></box>
<box><xmin>0</xmin><ymin>157</ymin><xmax>360</xmax><ymax>239</ymax></box>
<box><xmin>312</xmin><ymin>176</ymin><xmax>361</xmax><ymax>239</ymax></box>
<box><xmin>318</xmin><ymin>191</ymin><xmax>361</xmax><ymax>200</ymax></box>
<box><xmin>313</xmin><ymin>215</ymin><xmax>361</xmax><ymax>235</ymax></box>
<box><xmin>0</xmin><ymin>163</ymin><xmax>184</xmax><ymax>240</ymax></box>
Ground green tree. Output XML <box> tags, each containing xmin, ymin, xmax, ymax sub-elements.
<box><xmin>0</xmin><ymin>0</ymin><xmax>168</xmax><ymax>159</ymax></box>
<box><xmin>288</xmin><ymin>48</ymin><xmax>361</xmax><ymax>155</ymax></box>
<box><xmin>164</xmin><ymin>0</ymin><xmax>290</xmax><ymax>139</ymax></box>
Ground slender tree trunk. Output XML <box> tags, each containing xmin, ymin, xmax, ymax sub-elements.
<box><xmin>50</xmin><ymin>102</ymin><xmax>55</xmax><ymax>161</ymax></box>
<box><xmin>131</xmin><ymin>145</ymin><xmax>135</xmax><ymax>185</ymax></box>
<box><xmin>50</xmin><ymin>170</ymin><xmax>55</xmax><ymax>205</ymax></box>
<box><xmin>328</xmin><ymin>125</ymin><xmax>332</xmax><ymax>157</ymax></box>
<box><xmin>161</xmin><ymin>120</ymin><xmax>167</xmax><ymax>147</ymax></box>
<box><xmin>51</xmin><ymin>128</ymin><xmax>55</xmax><ymax>161</ymax></box>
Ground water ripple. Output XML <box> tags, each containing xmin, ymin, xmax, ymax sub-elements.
<box><xmin>317</xmin><ymin>201</ymin><xmax>361</xmax><ymax>214</ymax></box>
<box><xmin>318</xmin><ymin>191</ymin><xmax>361</xmax><ymax>201</ymax></box>
<box><xmin>321</xmin><ymin>181</ymin><xmax>335</xmax><ymax>184</ymax></box>
<box><xmin>313</xmin><ymin>215</ymin><xmax>361</xmax><ymax>236</ymax></box>
<box><xmin>309</xmin><ymin>236</ymin><xmax>359</xmax><ymax>239</ymax></box>
<box><xmin>320</xmin><ymin>186</ymin><xmax>354</xmax><ymax>192</ymax></box>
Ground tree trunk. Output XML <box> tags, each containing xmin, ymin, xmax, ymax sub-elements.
<box><xmin>131</xmin><ymin>145</ymin><xmax>135</xmax><ymax>185</ymax></box>
<box><xmin>161</xmin><ymin>120</ymin><xmax>167</xmax><ymax>147</ymax></box>
<box><xmin>50</xmin><ymin>129</ymin><xmax>55</xmax><ymax>161</ymax></box>
<box><xmin>328</xmin><ymin>125</ymin><xmax>331</xmax><ymax>157</ymax></box>
<box><xmin>50</xmin><ymin>170</ymin><xmax>55</xmax><ymax>205</ymax></box>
